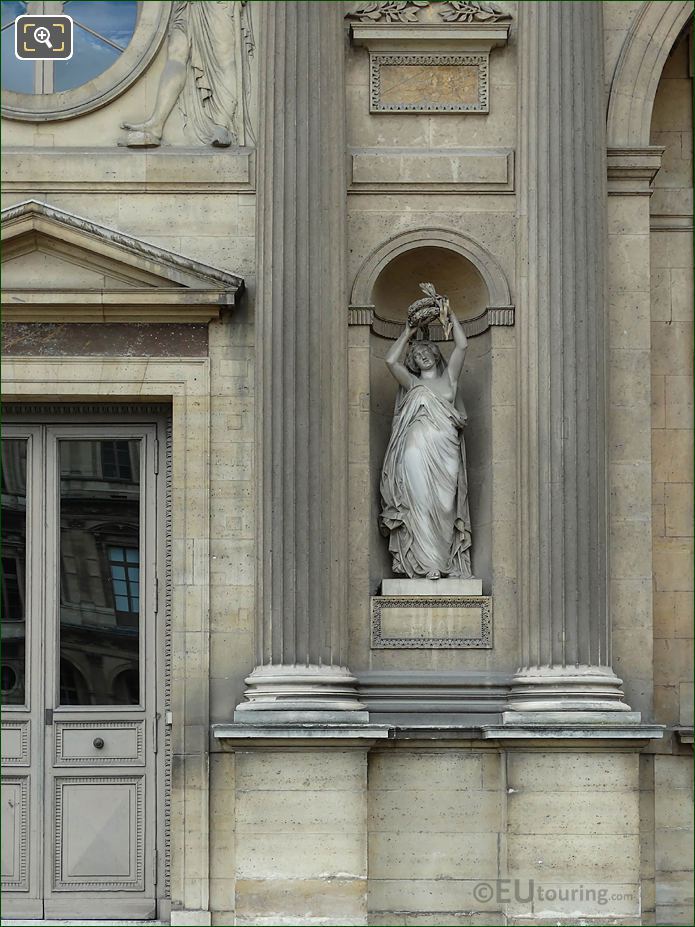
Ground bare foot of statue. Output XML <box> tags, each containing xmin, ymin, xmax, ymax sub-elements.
<box><xmin>426</xmin><ymin>570</ymin><xmax>441</xmax><ymax>580</ymax></box>
<box><xmin>121</xmin><ymin>119</ymin><xmax>162</xmax><ymax>136</ymax></box>
<box><xmin>118</xmin><ymin>121</ymin><xmax>163</xmax><ymax>149</ymax></box>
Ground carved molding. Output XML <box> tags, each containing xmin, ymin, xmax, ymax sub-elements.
<box><xmin>1</xmin><ymin>720</ymin><xmax>30</xmax><ymax>766</ymax></box>
<box><xmin>1</xmin><ymin>200</ymin><xmax>244</xmax><ymax>323</ymax></box>
<box><xmin>54</xmin><ymin>721</ymin><xmax>145</xmax><ymax>767</ymax></box>
<box><xmin>606</xmin><ymin>0</ymin><xmax>692</xmax><ymax>148</ymax></box>
<box><xmin>0</xmin><ymin>777</ymin><xmax>29</xmax><ymax>890</ymax></box>
<box><xmin>350</xmin><ymin>226</ymin><xmax>514</xmax><ymax>331</ymax></box>
<box><xmin>606</xmin><ymin>146</ymin><xmax>665</xmax><ymax>196</ymax></box>
<box><xmin>349</xmin><ymin>305</ymin><xmax>513</xmax><ymax>338</ymax></box>
<box><xmin>53</xmin><ymin>776</ymin><xmax>145</xmax><ymax>891</ymax></box>
<box><xmin>347</xmin><ymin>1</ymin><xmax>511</xmax><ymax>24</ymax></box>
<box><xmin>371</xmin><ymin>595</ymin><xmax>492</xmax><ymax>648</ymax></box>
<box><xmin>164</xmin><ymin>414</ymin><xmax>172</xmax><ymax>896</ymax></box>
<box><xmin>370</xmin><ymin>52</ymin><xmax>489</xmax><ymax>112</ymax></box>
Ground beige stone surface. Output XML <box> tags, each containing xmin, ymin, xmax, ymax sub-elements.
<box><xmin>2</xmin><ymin>3</ymin><xmax>694</xmax><ymax>924</ymax></box>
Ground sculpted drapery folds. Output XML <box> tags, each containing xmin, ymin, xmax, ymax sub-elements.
<box><xmin>121</xmin><ymin>1</ymin><xmax>254</xmax><ymax>148</ymax></box>
<box><xmin>380</xmin><ymin>288</ymin><xmax>473</xmax><ymax>580</ymax></box>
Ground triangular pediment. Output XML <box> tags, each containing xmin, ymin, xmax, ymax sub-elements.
<box><xmin>1</xmin><ymin>200</ymin><xmax>244</xmax><ymax>322</ymax></box>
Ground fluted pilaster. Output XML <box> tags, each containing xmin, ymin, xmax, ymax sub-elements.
<box><xmin>236</xmin><ymin>2</ymin><xmax>363</xmax><ymax>718</ymax></box>
<box><xmin>512</xmin><ymin>1</ymin><xmax>629</xmax><ymax>712</ymax></box>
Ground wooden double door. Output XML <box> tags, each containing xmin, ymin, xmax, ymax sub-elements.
<box><xmin>1</xmin><ymin>411</ymin><xmax>167</xmax><ymax>919</ymax></box>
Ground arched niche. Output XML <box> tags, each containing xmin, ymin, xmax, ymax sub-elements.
<box><xmin>371</xmin><ymin>246</ymin><xmax>488</xmax><ymax>323</ymax></box>
<box><xmin>607</xmin><ymin>0</ymin><xmax>693</xmax><ymax>148</ymax></box>
<box><xmin>351</xmin><ymin>226</ymin><xmax>513</xmax><ymax>339</ymax></box>
<box><xmin>365</xmin><ymin>237</ymin><xmax>498</xmax><ymax>593</ymax></box>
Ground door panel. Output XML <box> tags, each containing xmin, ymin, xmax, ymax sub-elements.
<box><xmin>53</xmin><ymin>776</ymin><xmax>145</xmax><ymax>889</ymax></box>
<box><xmin>1</xmin><ymin>417</ymin><xmax>164</xmax><ymax>919</ymax></box>
<box><xmin>2</xmin><ymin>720</ymin><xmax>31</xmax><ymax>765</ymax></box>
<box><xmin>1</xmin><ymin>777</ymin><xmax>29</xmax><ymax>889</ymax></box>
<box><xmin>1</xmin><ymin>427</ymin><xmax>44</xmax><ymax>916</ymax></box>
<box><xmin>54</xmin><ymin>720</ymin><xmax>145</xmax><ymax>766</ymax></box>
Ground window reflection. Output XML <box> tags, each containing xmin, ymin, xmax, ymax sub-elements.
<box><xmin>58</xmin><ymin>438</ymin><xmax>141</xmax><ymax>706</ymax></box>
<box><xmin>1</xmin><ymin>439</ymin><xmax>27</xmax><ymax>706</ymax></box>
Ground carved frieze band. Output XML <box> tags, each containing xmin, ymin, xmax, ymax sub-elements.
<box><xmin>371</xmin><ymin>595</ymin><xmax>493</xmax><ymax>649</ymax></box>
<box><xmin>349</xmin><ymin>305</ymin><xmax>514</xmax><ymax>338</ymax></box>
<box><xmin>347</xmin><ymin>2</ymin><xmax>511</xmax><ymax>25</ymax></box>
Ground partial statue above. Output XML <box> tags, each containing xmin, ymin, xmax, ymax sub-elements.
<box><xmin>346</xmin><ymin>1</ymin><xmax>511</xmax><ymax>24</ymax></box>
<box><xmin>120</xmin><ymin>1</ymin><xmax>254</xmax><ymax>149</ymax></box>
<box><xmin>380</xmin><ymin>284</ymin><xmax>474</xmax><ymax>580</ymax></box>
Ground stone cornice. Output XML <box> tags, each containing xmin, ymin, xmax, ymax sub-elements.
<box><xmin>606</xmin><ymin>146</ymin><xmax>665</xmax><ymax>196</ymax></box>
<box><xmin>1</xmin><ymin>200</ymin><xmax>244</xmax><ymax>323</ymax></box>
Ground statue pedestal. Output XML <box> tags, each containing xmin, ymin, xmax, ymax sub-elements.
<box><xmin>371</xmin><ymin>591</ymin><xmax>491</xmax><ymax>650</ymax></box>
<box><xmin>381</xmin><ymin>577</ymin><xmax>483</xmax><ymax>596</ymax></box>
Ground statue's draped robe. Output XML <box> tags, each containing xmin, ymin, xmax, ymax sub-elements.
<box><xmin>380</xmin><ymin>383</ymin><xmax>473</xmax><ymax>578</ymax></box>
<box><xmin>174</xmin><ymin>1</ymin><xmax>241</xmax><ymax>146</ymax></box>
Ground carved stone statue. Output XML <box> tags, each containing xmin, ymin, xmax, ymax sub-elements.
<box><xmin>379</xmin><ymin>285</ymin><xmax>473</xmax><ymax>580</ymax></box>
<box><xmin>120</xmin><ymin>1</ymin><xmax>254</xmax><ymax>148</ymax></box>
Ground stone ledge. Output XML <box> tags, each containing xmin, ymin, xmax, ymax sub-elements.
<box><xmin>212</xmin><ymin>722</ymin><xmax>392</xmax><ymax>748</ymax></box>
<box><xmin>482</xmin><ymin>711</ymin><xmax>665</xmax><ymax>744</ymax></box>
<box><xmin>1</xmin><ymin>147</ymin><xmax>255</xmax><ymax>193</ymax></box>
<box><xmin>675</xmin><ymin>725</ymin><xmax>694</xmax><ymax>745</ymax></box>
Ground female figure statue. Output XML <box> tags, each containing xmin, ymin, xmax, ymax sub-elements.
<box><xmin>379</xmin><ymin>303</ymin><xmax>473</xmax><ymax>580</ymax></box>
<box><xmin>121</xmin><ymin>1</ymin><xmax>254</xmax><ymax>148</ymax></box>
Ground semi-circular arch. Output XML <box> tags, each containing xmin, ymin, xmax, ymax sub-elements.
<box><xmin>607</xmin><ymin>0</ymin><xmax>693</xmax><ymax>147</ymax></box>
<box><xmin>350</xmin><ymin>227</ymin><xmax>513</xmax><ymax>310</ymax></box>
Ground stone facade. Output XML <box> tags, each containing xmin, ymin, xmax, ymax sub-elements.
<box><xmin>0</xmin><ymin>2</ymin><xmax>692</xmax><ymax>926</ymax></box>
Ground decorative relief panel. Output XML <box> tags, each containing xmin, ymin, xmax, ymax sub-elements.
<box><xmin>348</xmin><ymin>1</ymin><xmax>511</xmax><ymax>116</ymax></box>
<box><xmin>53</xmin><ymin>776</ymin><xmax>145</xmax><ymax>891</ymax></box>
<box><xmin>347</xmin><ymin>1</ymin><xmax>511</xmax><ymax>25</ymax></box>
<box><xmin>1</xmin><ymin>721</ymin><xmax>30</xmax><ymax>767</ymax></box>
<box><xmin>1</xmin><ymin>777</ymin><xmax>29</xmax><ymax>890</ymax></box>
<box><xmin>371</xmin><ymin>52</ymin><xmax>489</xmax><ymax>112</ymax></box>
<box><xmin>371</xmin><ymin>595</ymin><xmax>492</xmax><ymax>648</ymax></box>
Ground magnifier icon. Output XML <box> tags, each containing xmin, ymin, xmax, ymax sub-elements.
<box><xmin>34</xmin><ymin>25</ymin><xmax>52</xmax><ymax>49</ymax></box>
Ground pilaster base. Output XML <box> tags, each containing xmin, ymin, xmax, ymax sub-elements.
<box><xmin>235</xmin><ymin>664</ymin><xmax>368</xmax><ymax>723</ymax></box>
<box><xmin>507</xmin><ymin>664</ymin><xmax>632</xmax><ymax>712</ymax></box>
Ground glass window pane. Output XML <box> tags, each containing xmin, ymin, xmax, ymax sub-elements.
<box><xmin>1</xmin><ymin>0</ymin><xmax>26</xmax><ymax>30</ymax></box>
<box><xmin>64</xmin><ymin>0</ymin><xmax>137</xmax><ymax>48</ymax></box>
<box><xmin>53</xmin><ymin>23</ymin><xmax>120</xmax><ymax>92</ymax></box>
<box><xmin>1</xmin><ymin>22</ymin><xmax>35</xmax><ymax>93</ymax></box>
<box><xmin>1</xmin><ymin>438</ymin><xmax>28</xmax><ymax>706</ymax></box>
<box><xmin>59</xmin><ymin>438</ymin><xmax>141</xmax><ymax>706</ymax></box>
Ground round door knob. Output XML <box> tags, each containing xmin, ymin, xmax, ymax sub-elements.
<box><xmin>93</xmin><ymin>737</ymin><xmax>105</xmax><ymax>749</ymax></box>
